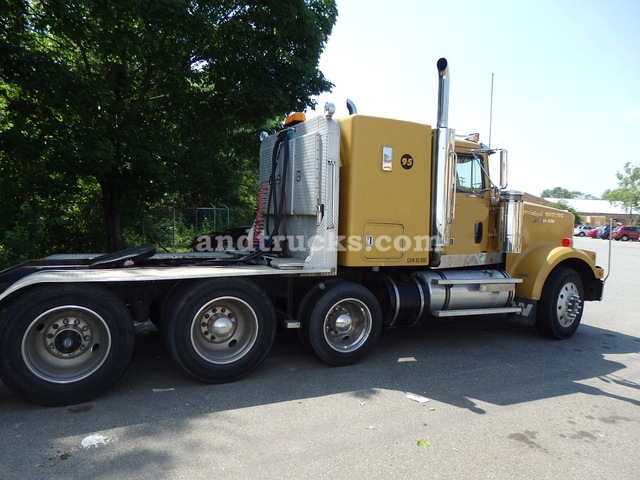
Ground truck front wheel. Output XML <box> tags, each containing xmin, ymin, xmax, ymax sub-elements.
<box><xmin>536</xmin><ymin>267</ymin><xmax>584</xmax><ymax>339</ymax></box>
<box><xmin>0</xmin><ymin>284</ymin><xmax>135</xmax><ymax>406</ymax></box>
<box><xmin>162</xmin><ymin>278</ymin><xmax>276</xmax><ymax>383</ymax></box>
<box><xmin>304</xmin><ymin>282</ymin><xmax>382</xmax><ymax>366</ymax></box>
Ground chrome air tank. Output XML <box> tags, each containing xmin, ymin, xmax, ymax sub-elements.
<box><xmin>369</xmin><ymin>269</ymin><xmax>517</xmax><ymax>325</ymax></box>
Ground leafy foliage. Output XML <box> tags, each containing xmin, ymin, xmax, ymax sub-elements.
<box><xmin>603</xmin><ymin>162</ymin><xmax>640</xmax><ymax>215</ymax></box>
<box><xmin>547</xmin><ymin>199</ymin><xmax>581</xmax><ymax>224</ymax></box>
<box><xmin>0</xmin><ymin>0</ymin><xmax>337</xmax><ymax>263</ymax></box>
<box><xmin>540</xmin><ymin>187</ymin><xmax>583</xmax><ymax>199</ymax></box>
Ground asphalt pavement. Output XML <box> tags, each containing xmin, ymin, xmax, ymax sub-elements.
<box><xmin>0</xmin><ymin>236</ymin><xmax>638</xmax><ymax>479</ymax></box>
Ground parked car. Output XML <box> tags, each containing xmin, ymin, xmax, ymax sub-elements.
<box><xmin>573</xmin><ymin>225</ymin><xmax>593</xmax><ymax>236</ymax></box>
<box><xmin>595</xmin><ymin>225</ymin><xmax>611</xmax><ymax>239</ymax></box>
<box><xmin>611</xmin><ymin>226</ymin><xmax>621</xmax><ymax>238</ymax></box>
<box><xmin>613</xmin><ymin>225</ymin><xmax>640</xmax><ymax>241</ymax></box>
<box><xmin>586</xmin><ymin>227</ymin><xmax>599</xmax><ymax>238</ymax></box>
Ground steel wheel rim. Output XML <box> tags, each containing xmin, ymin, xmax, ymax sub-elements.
<box><xmin>323</xmin><ymin>298</ymin><xmax>372</xmax><ymax>353</ymax></box>
<box><xmin>21</xmin><ymin>306</ymin><xmax>112</xmax><ymax>384</ymax></box>
<box><xmin>190</xmin><ymin>296</ymin><xmax>259</xmax><ymax>364</ymax></box>
<box><xmin>556</xmin><ymin>282</ymin><xmax>582</xmax><ymax>327</ymax></box>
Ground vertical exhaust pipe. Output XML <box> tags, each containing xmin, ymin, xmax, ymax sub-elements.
<box><xmin>430</xmin><ymin>58</ymin><xmax>456</xmax><ymax>267</ymax></box>
<box><xmin>436</xmin><ymin>58</ymin><xmax>449</xmax><ymax>128</ymax></box>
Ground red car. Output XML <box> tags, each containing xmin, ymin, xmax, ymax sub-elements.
<box><xmin>613</xmin><ymin>226</ymin><xmax>640</xmax><ymax>241</ymax></box>
<box><xmin>586</xmin><ymin>227</ymin><xmax>599</xmax><ymax>238</ymax></box>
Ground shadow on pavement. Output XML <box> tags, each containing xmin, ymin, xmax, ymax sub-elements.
<box><xmin>2</xmin><ymin>314</ymin><xmax>638</xmax><ymax>413</ymax></box>
<box><xmin>1</xmin><ymin>315</ymin><xmax>639</xmax><ymax>477</ymax></box>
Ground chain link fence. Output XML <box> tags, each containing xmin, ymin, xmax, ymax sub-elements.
<box><xmin>139</xmin><ymin>206</ymin><xmax>232</xmax><ymax>251</ymax></box>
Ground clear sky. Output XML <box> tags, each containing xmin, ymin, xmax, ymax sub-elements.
<box><xmin>311</xmin><ymin>0</ymin><xmax>640</xmax><ymax>197</ymax></box>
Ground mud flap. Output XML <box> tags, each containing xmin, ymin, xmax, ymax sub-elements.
<box><xmin>512</xmin><ymin>297</ymin><xmax>537</xmax><ymax>326</ymax></box>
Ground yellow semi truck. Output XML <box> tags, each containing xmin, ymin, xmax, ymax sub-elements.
<box><xmin>0</xmin><ymin>58</ymin><xmax>604</xmax><ymax>405</ymax></box>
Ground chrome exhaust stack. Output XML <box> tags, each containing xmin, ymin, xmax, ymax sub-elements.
<box><xmin>436</xmin><ymin>58</ymin><xmax>450</xmax><ymax>128</ymax></box>
<box><xmin>430</xmin><ymin>58</ymin><xmax>457</xmax><ymax>267</ymax></box>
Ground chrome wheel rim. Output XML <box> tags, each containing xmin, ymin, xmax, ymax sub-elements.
<box><xmin>21</xmin><ymin>306</ymin><xmax>111</xmax><ymax>384</ymax></box>
<box><xmin>556</xmin><ymin>282</ymin><xmax>582</xmax><ymax>327</ymax></box>
<box><xmin>190</xmin><ymin>296</ymin><xmax>259</xmax><ymax>364</ymax></box>
<box><xmin>322</xmin><ymin>298</ymin><xmax>372</xmax><ymax>353</ymax></box>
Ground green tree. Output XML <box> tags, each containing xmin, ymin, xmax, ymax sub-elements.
<box><xmin>604</xmin><ymin>162</ymin><xmax>640</xmax><ymax>215</ymax></box>
<box><xmin>0</xmin><ymin>0</ymin><xmax>337</xmax><ymax>252</ymax></box>
<box><xmin>541</xmin><ymin>187</ymin><xmax>582</xmax><ymax>199</ymax></box>
<box><xmin>547</xmin><ymin>199</ymin><xmax>582</xmax><ymax>224</ymax></box>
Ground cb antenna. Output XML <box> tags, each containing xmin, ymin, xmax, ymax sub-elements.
<box><xmin>488</xmin><ymin>72</ymin><xmax>494</xmax><ymax>147</ymax></box>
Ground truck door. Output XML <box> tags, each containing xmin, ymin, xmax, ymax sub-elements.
<box><xmin>445</xmin><ymin>153</ymin><xmax>492</xmax><ymax>257</ymax></box>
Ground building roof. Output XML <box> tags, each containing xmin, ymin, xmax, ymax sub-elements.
<box><xmin>545</xmin><ymin>198</ymin><xmax>626</xmax><ymax>214</ymax></box>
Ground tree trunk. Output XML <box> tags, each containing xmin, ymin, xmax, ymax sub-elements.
<box><xmin>101</xmin><ymin>180</ymin><xmax>123</xmax><ymax>252</ymax></box>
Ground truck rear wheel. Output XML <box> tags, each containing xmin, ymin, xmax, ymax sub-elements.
<box><xmin>0</xmin><ymin>284</ymin><xmax>135</xmax><ymax>406</ymax></box>
<box><xmin>162</xmin><ymin>278</ymin><xmax>276</xmax><ymax>383</ymax></box>
<box><xmin>296</xmin><ymin>279</ymin><xmax>343</xmax><ymax>351</ymax></box>
<box><xmin>304</xmin><ymin>282</ymin><xmax>382</xmax><ymax>366</ymax></box>
<box><xmin>536</xmin><ymin>267</ymin><xmax>584</xmax><ymax>339</ymax></box>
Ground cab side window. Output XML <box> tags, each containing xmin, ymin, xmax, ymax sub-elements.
<box><xmin>456</xmin><ymin>154</ymin><xmax>485</xmax><ymax>192</ymax></box>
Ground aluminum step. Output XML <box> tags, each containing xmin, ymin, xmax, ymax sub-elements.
<box><xmin>431</xmin><ymin>277</ymin><xmax>523</xmax><ymax>285</ymax></box>
<box><xmin>432</xmin><ymin>306</ymin><xmax>523</xmax><ymax>318</ymax></box>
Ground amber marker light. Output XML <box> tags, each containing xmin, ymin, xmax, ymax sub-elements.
<box><xmin>284</xmin><ymin>112</ymin><xmax>306</xmax><ymax>127</ymax></box>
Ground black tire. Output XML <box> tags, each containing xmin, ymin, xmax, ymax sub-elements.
<box><xmin>296</xmin><ymin>279</ymin><xmax>344</xmax><ymax>351</ymax></box>
<box><xmin>0</xmin><ymin>284</ymin><xmax>135</xmax><ymax>406</ymax></box>
<box><xmin>578</xmin><ymin>232</ymin><xmax>585</xmax><ymax>237</ymax></box>
<box><xmin>162</xmin><ymin>278</ymin><xmax>276</xmax><ymax>383</ymax></box>
<box><xmin>621</xmin><ymin>235</ymin><xmax>629</xmax><ymax>241</ymax></box>
<box><xmin>305</xmin><ymin>282</ymin><xmax>382</xmax><ymax>366</ymax></box>
<box><xmin>536</xmin><ymin>267</ymin><xmax>584</xmax><ymax>339</ymax></box>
